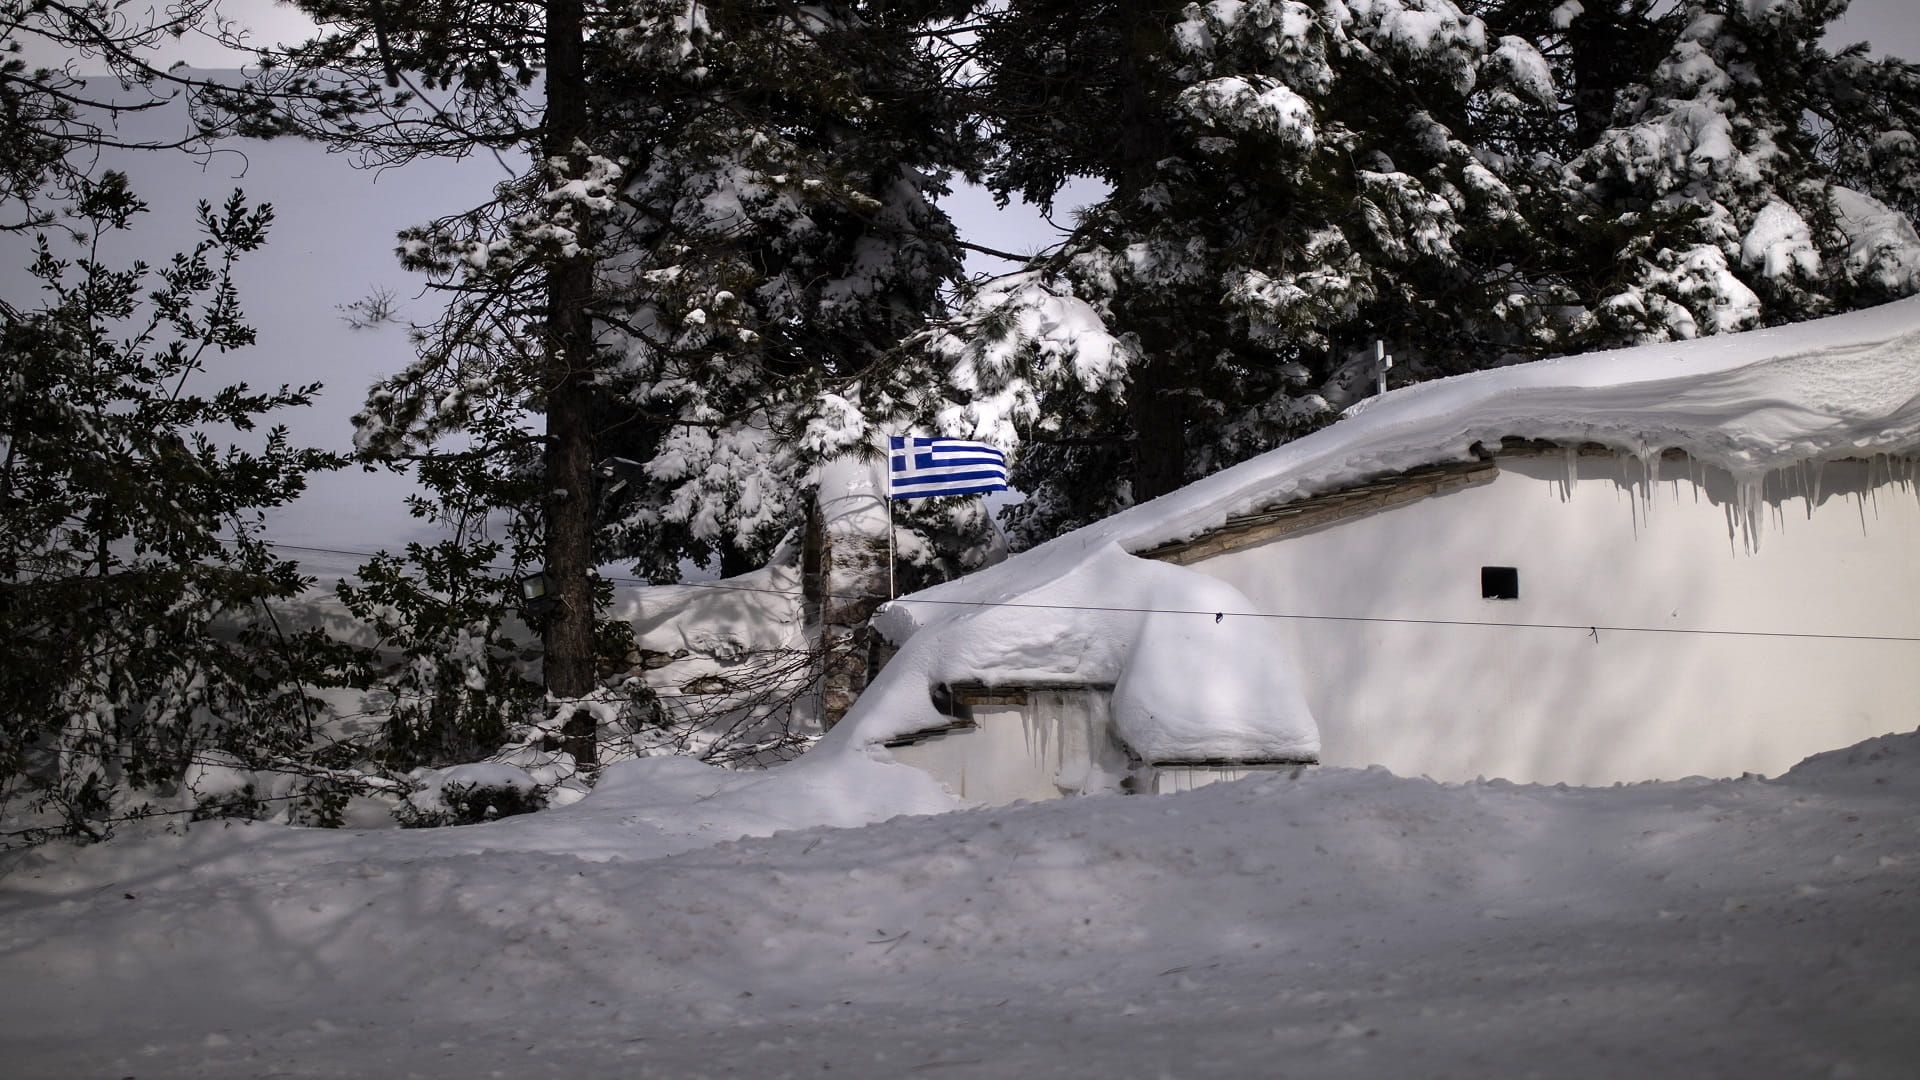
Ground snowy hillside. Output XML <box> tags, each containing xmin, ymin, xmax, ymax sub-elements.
<box><xmin>3</xmin><ymin>729</ymin><xmax>1917</xmax><ymax>1077</ymax></box>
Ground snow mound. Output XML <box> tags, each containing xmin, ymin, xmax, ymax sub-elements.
<box><xmin>1778</xmin><ymin>727</ymin><xmax>1920</xmax><ymax>795</ymax></box>
<box><xmin>847</xmin><ymin>544</ymin><xmax>1318</xmax><ymax>762</ymax></box>
<box><xmin>422</xmin><ymin>744</ymin><xmax>960</xmax><ymax>861</ymax></box>
<box><xmin>611</xmin><ymin>557</ymin><xmax>808</xmax><ymax>662</ymax></box>
<box><xmin>5</xmin><ymin>731</ymin><xmax>1920</xmax><ymax>1077</ymax></box>
<box><xmin>1832</xmin><ymin>186</ymin><xmax>1920</xmax><ymax>294</ymax></box>
<box><xmin>1107</xmin><ymin>561</ymin><xmax>1316</xmax><ymax>762</ymax></box>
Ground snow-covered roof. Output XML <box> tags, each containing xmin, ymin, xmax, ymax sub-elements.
<box><xmin>972</xmin><ymin>294</ymin><xmax>1920</xmax><ymax>578</ymax></box>
<box><xmin>824</xmin><ymin>296</ymin><xmax>1920</xmax><ymax>764</ymax></box>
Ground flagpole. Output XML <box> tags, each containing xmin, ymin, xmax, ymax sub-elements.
<box><xmin>884</xmin><ymin>438</ymin><xmax>896</xmax><ymax>600</ymax></box>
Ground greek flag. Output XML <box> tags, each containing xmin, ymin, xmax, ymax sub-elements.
<box><xmin>888</xmin><ymin>436</ymin><xmax>1009</xmax><ymax>499</ymax></box>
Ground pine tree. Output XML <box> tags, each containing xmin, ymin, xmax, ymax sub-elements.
<box><xmin>952</xmin><ymin>0</ymin><xmax>1561</xmax><ymax>545</ymax></box>
<box><xmin>214</xmin><ymin>0</ymin><xmax>617</xmax><ymax>717</ymax></box>
<box><xmin>947</xmin><ymin>0</ymin><xmax>1920</xmax><ymax>548</ymax></box>
<box><xmin>243</xmin><ymin>1</ymin><xmax>978</xmax><ymax>747</ymax></box>
<box><xmin>1545</xmin><ymin>1</ymin><xmax>1920</xmax><ymax>342</ymax></box>
<box><xmin>583</xmin><ymin>2</ymin><xmax>976</xmax><ymax>580</ymax></box>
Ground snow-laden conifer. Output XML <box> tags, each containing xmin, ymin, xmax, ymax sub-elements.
<box><xmin>952</xmin><ymin>0</ymin><xmax>1560</xmax><ymax>546</ymax></box>
<box><xmin>943</xmin><ymin>0</ymin><xmax>1920</xmax><ymax>548</ymax></box>
<box><xmin>241</xmin><ymin>1</ymin><xmax>980</xmax><ymax>760</ymax></box>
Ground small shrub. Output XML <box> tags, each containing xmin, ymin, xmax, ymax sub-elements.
<box><xmin>395</xmin><ymin>766</ymin><xmax>548</xmax><ymax>828</ymax></box>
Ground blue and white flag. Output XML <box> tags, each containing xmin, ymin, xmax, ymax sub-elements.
<box><xmin>888</xmin><ymin>436</ymin><xmax>1009</xmax><ymax>500</ymax></box>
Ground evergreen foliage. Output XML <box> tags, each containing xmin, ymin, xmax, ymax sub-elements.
<box><xmin>948</xmin><ymin>0</ymin><xmax>1567</xmax><ymax>544</ymax></box>
<box><xmin>0</xmin><ymin>176</ymin><xmax>347</xmax><ymax>838</ymax></box>
<box><xmin>1550</xmin><ymin>1</ymin><xmax>1920</xmax><ymax>337</ymax></box>
<box><xmin>336</xmin><ymin>538</ymin><xmax>537</xmax><ymax>770</ymax></box>
<box><xmin>940</xmin><ymin>0</ymin><xmax>1920</xmax><ymax>548</ymax></box>
<box><xmin>583</xmin><ymin>1</ymin><xmax>977</xmax><ymax>579</ymax></box>
<box><xmin>337</xmin><ymin>326</ymin><xmax>547</xmax><ymax>771</ymax></box>
<box><xmin>247</xmin><ymin>2</ymin><xmax>981</xmax><ymax>720</ymax></box>
<box><xmin>182</xmin><ymin>1</ymin><xmax>991</xmax><ymax>775</ymax></box>
<box><xmin>0</xmin><ymin>0</ymin><xmax>370</xmax><ymax>232</ymax></box>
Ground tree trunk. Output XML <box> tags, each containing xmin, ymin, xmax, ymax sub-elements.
<box><xmin>542</xmin><ymin>363</ymin><xmax>596</xmax><ymax>702</ymax></box>
<box><xmin>1129</xmin><ymin>357</ymin><xmax>1188</xmax><ymax>504</ymax></box>
<box><xmin>539</xmin><ymin>0</ymin><xmax>598</xmax><ymax>765</ymax></box>
<box><xmin>1567</xmin><ymin>3</ymin><xmax>1666</xmax><ymax>149</ymax></box>
<box><xmin>1109</xmin><ymin>31</ymin><xmax>1188</xmax><ymax>505</ymax></box>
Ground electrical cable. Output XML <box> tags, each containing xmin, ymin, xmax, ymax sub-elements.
<box><xmin>229</xmin><ymin>538</ymin><xmax>1920</xmax><ymax>644</ymax></box>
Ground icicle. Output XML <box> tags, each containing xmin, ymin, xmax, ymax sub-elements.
<box><xmin>1867</xmin><ymin>455</ymin><xmax>1882</xmax><ymax>523</ymax></box>
<box><xmin>1559</xmin><ymin>445</ymin><xmax>1579</xmax><ymax>501</ymax></box>
<box><xmin>1729</xmin><ymin>468</ymin><xmax>1765</xmax><ymax>554</ymax></box>
<box><xmin>1806</xmin><ymin>457</ymin><xmax>1825</xmax><ymax>511</ymax></box>
<box><xmin>1024</xmin><ymin>692</ymin><xmax>1060</xmax><ymax>779</ymax></box>
<box><xmin>1634</xmin><ymin>445</ymin><xmax>1663</xmax><ymax>522</ymax></box>
<box><xmin>1628</xmin><ymin>479</ymin><xmax>1642</xmax><ymax>541</ymax></box>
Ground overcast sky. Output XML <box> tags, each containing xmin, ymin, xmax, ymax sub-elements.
<box><xmin>112</xmin><ymin>0</ymin><xmax>1920</xmax><ymax>71</ymax></box>
<box><xmin>13</xmin><ymin>1</ymin><xmax>1920</xmax><ymax>571</ymax></box>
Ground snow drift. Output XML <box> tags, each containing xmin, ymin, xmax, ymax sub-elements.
<box><xmin>5</xmin><ymin>727</ymin><xmax>1919</xmax><ymax>1078</ymax></box>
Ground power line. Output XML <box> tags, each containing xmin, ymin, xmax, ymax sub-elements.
<box><xmin>223</xmin><ymin>537</ymin><xmax>514</xmax><ymax>571</ymax></box>
<box><xmin>880</xmin><ymin>596</ymin><xmax>1920</xmax><ymax>645</ymax></box>
<box><xmin>580</xmin><ymin>573</ymin><xmax>1920</xmax><ymax>647</ymax></box>
<box><xmin>234</xmin><ymin>537</ymin><xmax>1920</xmax><ymax>645</ymax></box>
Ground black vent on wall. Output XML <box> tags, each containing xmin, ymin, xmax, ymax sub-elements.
<box><xmin>1481</xmin><ymin>566</ymin><xmax>1519</xmax><ymax>600</ymax></box>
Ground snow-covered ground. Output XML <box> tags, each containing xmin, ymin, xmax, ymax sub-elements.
<box><xmin>3</xmin><ymin>728</ymin><xmax>1917</xmax><ymax>1078</ymax></box>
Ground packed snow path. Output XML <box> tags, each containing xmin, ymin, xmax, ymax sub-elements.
<box><xmin>3</xmin><ymin>733</ymin><xmax>1918</xmax><ymax>1078</ymax></box>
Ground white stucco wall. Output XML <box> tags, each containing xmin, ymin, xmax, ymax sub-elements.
<box><xmin>1192</xmin><ymin>453</ymin><xmax>1920</xmax><ymax>785</ymax></box>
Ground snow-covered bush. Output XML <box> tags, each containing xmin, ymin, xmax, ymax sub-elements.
<box><xmin>394</xmin><ymin>763</ymin><xmax>549</xmax><ymax>828</ymax></box>
<box><xmin>181</xmin><ymin>751</ymin><xmax>369</xmax><ymax>830</ymax></box>
<box><xmin>337</xmin><ymin>536</ymin><xmax>542</xmax><ymax>771</ymax></box>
